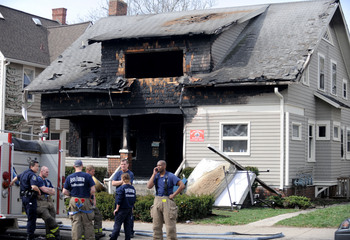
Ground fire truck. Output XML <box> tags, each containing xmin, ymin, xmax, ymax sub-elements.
<box><xmin>0</xmin><ymin>132</ymin><xmax>66</xmax><ymax>233</ymax></box>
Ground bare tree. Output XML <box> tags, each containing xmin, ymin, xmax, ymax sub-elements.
<box><xmin>77</xmin><ymin>0</ymin><xmax>216</xmax><ymax>23</ymax></box>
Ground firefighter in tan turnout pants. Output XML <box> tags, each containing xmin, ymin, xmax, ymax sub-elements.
<box><xmin>37</xmin><ymin>166</ymin><xmax>60</xmax><ymax>239</ymax></box>
<box><xmin>63</xmin><ymin>160</ymin><xmax>96</xmax><ymax>240</ymax></box>
<box><xmin>86</xmin><ymin>165</ymin><xmax>105</xmax><ymax>239</ymax></box>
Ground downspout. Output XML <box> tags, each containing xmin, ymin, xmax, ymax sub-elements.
<box><xmin>1</xmin><ymin>59</ymin><xmax>10</xmax><ymax>130</ymax></box>
<box><xmin>274</xmin><ymin>87</ymin><xmax>284</xmax><ymax>190</ymax></box>
<box><xmin>179</xmin><ymin>84</ymin><xmax>187</xmax><ymax>170</ymax></box>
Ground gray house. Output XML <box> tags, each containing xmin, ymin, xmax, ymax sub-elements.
<box><xmin>26</xmin><ymin>0</ymin><xmax>350</xmax><ymax>197</ymax></box>
<box><xmin>0</xmin><ymin>5</ymin><xmax>90</xmax><ymax>150</ymax></box>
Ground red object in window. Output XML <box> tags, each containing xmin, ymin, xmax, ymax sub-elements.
<box><xmin>75</xmin><ymin>198</ymin><xmax>78</xmax><ymax>203</ymax></box>
<box><xmin>81</xmin><ymin>199</ymin><xmax>85</xmax><ymax>203</ymax></box>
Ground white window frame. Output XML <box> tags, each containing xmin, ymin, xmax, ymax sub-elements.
<box><xmin>308</xmin><ymin>120</ymin><xmax>316</xmax><ymax>162</ymax></box>
<box><xmin>301</xmin><ymin>66</ymin><xmax>309</xmax><ymax>86</ymax></box>
<box><xmin>220</xmin><ymin>122</ymin><xmax>250</xmax><ymax>156</ymax></box>
<box><xmin>333</xmin><ymin>121</ymin><xmax>340</xmax><ymax>141</ymax></box>
<box><xmin>343</xmin><ymin>79</ymin><xmax>348</xmax><ymax>99</ymax></box>
<box><xmin>23</xmin><ymin>66</ymin><xmax>35</xmax><ymax>102</ymax></box>
<box><xmin>330</xmin><ymin>59</ymin><xmax>337</xmax><ymax>96</ymax></box>
<box><xmin>316</xmin><ymin>120</ymin><xmax>330</xmax><ymax>140</ymax></box>
<box><xmin>318</xmin><ymin>53</ymin><xmax>326</xmax><ymax>91</ymax></box>
<box><xmin>346</xmin><ymin>127</ymin><xmax>350</xmax><ymax>160</ymax></box>
<box><xmin>292</xmin><ymin>122</ymin><xmax>302</xmax><ymax>141</ymax></box>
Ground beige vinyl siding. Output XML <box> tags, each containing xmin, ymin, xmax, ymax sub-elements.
<box><xmin>185</xmin><ymin>102</ymin><xmax>281</xmax><ymax>187</ymax></box>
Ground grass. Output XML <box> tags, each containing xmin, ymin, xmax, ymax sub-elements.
<box><xmin>194</xmin><ymin>203</ymin><xmax>350</xmax><ymax>228</ymax></box>
<box><xmin>195</xmin><ymin>207</ymin><xmax>299</xmax><ymax>225</ymax></box>
<box><xmin>276</xmin><ymin>204</ymin><xmax>350</xmax><ymax>228</ymax></box>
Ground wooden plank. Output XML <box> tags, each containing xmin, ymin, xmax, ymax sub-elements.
<box><xmin>208</xmin><ymin>144</ymin><xmax>281</xmax><ymax>196</ymax></box>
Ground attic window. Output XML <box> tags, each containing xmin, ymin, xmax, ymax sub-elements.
<box><xmin>0</xmin><ymin>12</ymin><xmax>4</xmax><ymax>19</ymax></box>
<box><xmin>322</xmin><ymin>27</ymin><xmax>333</xmax><ymax>44</ymax></box>
<box><xmin>32</xmin><ymin>17</ymin><xmax>42</xmax><ymax>26</ymax></box>
<box><xmin>125</xmin><ymin>50</ymin><xmax>183</xmax><ymax>78</ymax></box>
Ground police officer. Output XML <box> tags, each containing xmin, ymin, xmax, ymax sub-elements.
<box><xmin>10</xmin><ymin>159</ymin><xmax>41</xmax><ymax>240</ymax></box>
<box><xmin>37</xmin><ymin>166</ymin><xmax>60</xmax><ymax>239</ymax></box>
<box><xmin>147</xmin><ymin>160</ymin><xmax>185</xmax><ymax>240</ymax></box>
<box><xmin>112</xmin><ymin>159</ymin><xmax>135</xmax><ymax>238</ymax></box>
<box><xmin>63</xmin><ymin>160</ymin><xmax>96</xmax><ymax>240</ymax></box>
<box><xmin>86</xmin><ymin>165</ymin><xmax>105</xmax><ymax>239</ymax></box>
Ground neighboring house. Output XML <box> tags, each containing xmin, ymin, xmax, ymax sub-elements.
<box><xmin>0</xmin><ymin>5</ymin><xmax>90</xmax><ymax>152</ymax></box>
<box><xmin>26</xmin><ymin>0</ymin><xmax>350</xmax><ymax>197</ymax></box>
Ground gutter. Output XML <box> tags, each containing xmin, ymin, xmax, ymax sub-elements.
<box><xmin>274</xmin><ymin>87</ymin><xmax>284</xmax><ymax>190</ymax></box>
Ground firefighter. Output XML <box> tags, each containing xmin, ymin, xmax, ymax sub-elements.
<box><xmin>10</xmin><ymin>159</ymin><xmax>41</xmax><ymax>240</ymax></box>
<box><xmin>37</xmin><ymin>166</ymin><xmax>60</xmax><ymax>239</ymax></box>
<box><xmin>63</xmin><ymin>159</ymin><xmax>96</xmax><ymax>240</ymax></box>
<box><xmin>112</xmin><ymin>159</ymin><xmax>135</xmax><ymax>238</ymax></box>
<box><xmin>86</xmin><ymin>165</ymin><xmax>105</xmax><ymax>239</ymax></box>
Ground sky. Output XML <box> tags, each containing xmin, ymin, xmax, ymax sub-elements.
<box><xmin>1</xmin><ymin>0</ymin><xmax>350</xmax><ymax>27</ymax></box>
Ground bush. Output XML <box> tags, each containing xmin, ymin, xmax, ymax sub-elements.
<box><xmin>95</xmin><ymin>191</ymin><xmax>115</xmax><ymax>220</ymax></box>
<box><xmin>65</xmin><ymin>192</ymin><xmax>214</xmax><ymax>222</ymax></box>
<box><xmin>283</xmin><ymin>195</ymin><xmax>311</xmax><ymax>209</ymax></box>
<box><xmin>134</xmin><ymin>195</ymin><xmax>154</xmax><ymax>222</ymax></box>
<box><xmin>133</xmin><ymin>194</ymin><xmax>214</xmax><ymax>222</ymax></box>
<box><xmin>266</xmin><ymin>195</ymin><xmax>284</xmax><ymax>208</ymax></box>
<box><xmin>175</xmin><ymin>194</ymin><xmax>214</xmax><ymax>221</ymax></box>
<box><xmin>181</xmin><ymin>167</ymin><xmax>194</xmax><ymax>179</ymax></box>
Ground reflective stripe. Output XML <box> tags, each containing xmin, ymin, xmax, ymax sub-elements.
<box><xmin>50</xmin><ymin>226</ymin><xmax>59</xmax><ymax>233</ymax></box>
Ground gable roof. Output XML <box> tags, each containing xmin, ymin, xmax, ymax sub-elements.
<box><xmin>48</xmin><ymin>22</ymin><xmax>91</xmax><ymax>62</ymax></box>
<box><xmin>26</xmin><ymin>0</ymin><xmax>345</xmax><ymax>93</ymax></box>
<box><xmin>0</xmin><ymin>5</ymin><xmax>91</xmax><ymax>66</ymax></box>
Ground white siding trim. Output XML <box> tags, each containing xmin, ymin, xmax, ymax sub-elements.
<box><xmin>285</xmin><ymin>104</ymin><xmax>304</xmax><ymax>116</ymax></box>
<box><xmin>197</xmin><ymin>105</ymin><xmax>280</xmax><ymax>115</ymax></box>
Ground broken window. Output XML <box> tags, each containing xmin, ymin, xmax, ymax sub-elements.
<box><xmin>125</xmin><ymin>50</ymin><xmax>183</xmax><ymax>78</ymax></box>
<box><xmin>23</xmin><ymin>67</ymin><xmax>34</xmax><ymax>101</ymax></box>
<box><xmin>221</xmin><ymin>123</ymin><xmax>250</xmax><ymax>155</ymax></box>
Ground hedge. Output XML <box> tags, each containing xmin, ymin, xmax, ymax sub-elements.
<box><xmin>95</xmin><ymin>192</ymin><xmax>214</xmax><ymax>222</ymax></box>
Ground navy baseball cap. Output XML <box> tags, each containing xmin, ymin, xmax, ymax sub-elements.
<box><xmin>74</xmin><ymin>159</ymin><xmax>83</xmax><ymax>167</ymax></box>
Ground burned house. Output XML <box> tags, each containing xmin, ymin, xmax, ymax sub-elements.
<box><xmin>26</xmin><ymin>0</ymin><xmax>350</xmax><ymax>197</ymax></box>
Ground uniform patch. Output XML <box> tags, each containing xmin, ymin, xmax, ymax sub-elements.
<box><xmin>32</xmin><ymin>175</ymin><xmax>37</xmax><ymax>181</ymax></box>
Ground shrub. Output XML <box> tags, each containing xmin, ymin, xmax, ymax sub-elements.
<box><xmin>134</xmin><ymin>195</ymin><xmax>154</xmax><ymax>222</ymax></box>
<box><xmin>175</xmin><ymin>194</ymin><xmax>214</xmax><ymax>221</ymax></box>
<box><xmin>133</xmin><ymin>194</ymin><xmax>214</xmax><ymax>222</ymax></box>
<box><xmin>283</xmin><ymin>195</ymin><xmax>311</xmax><ymax>209</ymax></box>
<box><xmin>266</xmin><ymin>195</ymin><xmax>284</xmax><ymax>208</ymax></box>
<box><xmin>95</xmin><ymin>191</ymin><xmax>115</xmax><ymax>220</ymax></box>
<box><xmin>181</xmin><ymin>167</ymin><xmax>194</xmax><ymax>179</ymax></box>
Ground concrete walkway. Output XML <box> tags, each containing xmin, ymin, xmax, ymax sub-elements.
<box><xmin>55</xmin><ymin>207</ymin><xmax>337</xmax><ymax>240</ymax></box>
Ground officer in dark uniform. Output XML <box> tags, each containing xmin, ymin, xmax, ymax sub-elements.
<box><xmin>10</xmin><ymin>159</ymin><xmax>41</xmax><ymax>240</ymax></box>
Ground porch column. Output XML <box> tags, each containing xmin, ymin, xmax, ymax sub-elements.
<box><xmin>120</xmin><ymin>116</ymin><xmax>133</xmax><ymax>170</ymax></box>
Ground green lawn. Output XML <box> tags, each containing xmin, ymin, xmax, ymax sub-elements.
<box><xmin>276</xmin><ymin>204</ymin><xmax>350</xmax><ymax>228</ymax></box>
<box><xmin>195</xmin><ymin>208</ymin><xmax>298</xmax><ymax>225</ymax></box>
<box><xmin>194</xmin><ymin>204</ymin><xmax>350</xmax><ymax>228</ymax></box>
